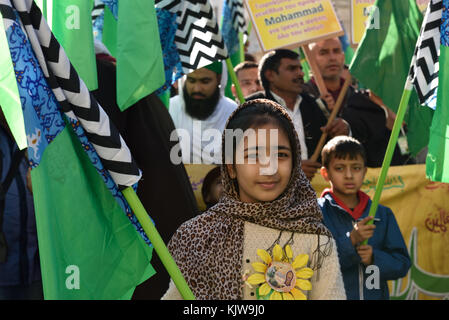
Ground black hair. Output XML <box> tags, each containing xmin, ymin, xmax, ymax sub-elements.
<box><xmin>224</xmin><ymin>99</ymin><xmax>298</xmax><ymax>167</ymax></box>
<box><xmin>244</xmin><ymin>53</ymin><xmax>257</xmax><ymax>62</ymax></box>
<box><xmin>321</xmin><ymin>136</ymin><xmax>367</xmax><ymax>168</ymax></box>
<box><xmin>201</xmin><ymin>166</ymin><xmax>221</xmax><ymax>208</ymax></box>
<box><xmin>258</xmin><ymin>49</ymin><xmax>300</xmax><ymax>90</ymax></box>
<box><xmin>234</xmin><ymin>61</ymin><xmax>259</xmax><ymax>77</ymax></box>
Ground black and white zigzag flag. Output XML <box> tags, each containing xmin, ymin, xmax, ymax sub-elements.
<box><xmin>3</xmin><ymin>0</ymin><xmax>141</xmax><ymax>188</ymax></box>
<box><xmin>409</xmin><ymin>0</ymin><xmax>443</xmax><ymax>109</ymax></box>
<box><xmin>155</xmin><ymin>0</ymin><xmax>228</xmax><ymax>74</ymax></box>
<box><xmin>228</xmin><ymin>0</ymin><xmax>246</xmax><ymax>35</ymax></box>
<box><xmin>92</xmin><ymin>0</ymin><xmax>104</xmax><ymax>22</ymax></box>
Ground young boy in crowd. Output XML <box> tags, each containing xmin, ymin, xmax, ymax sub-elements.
<box><xmin>201</xmin><ymin>166</ymin><xmax>223</xmax><ymax>210</ymax></box>
<box><xmin>318</xmin><ymin>136</ymin><xmax>411</xmax><ymax>300</ymax></box>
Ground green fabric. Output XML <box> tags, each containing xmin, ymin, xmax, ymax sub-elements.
<box><xmin>224</xmin><ymin>51</ymin><xmax>241</xmax><ymax>100</ymax></box>
<box><xmin>349</xmin><ymin>0</ymin><xmax>433</xmax><ymax>156</ymax></box>
<box><xmin>299</xmin><ymin>48</ymin><xmax>311</xmax><ymax>83</ymax></box>
<box><xmin>32</xmin><ymin>124</ymin><xmax>154</xmax><ymax>299</ymax></box>
<box><xmin>204</xmin><ymin>60</ymin><xmax>223</xmax><ymax>74</ymax></box>
<box><xmin>426</xmin><ymin>46</ymin><xmax>449</xmax><ymax>183</ymax></box>
<box><xmin>158</xmin><ymin>89</ymin><xmax>170</xmax><ymax>110</ymax></box>
<box><xmin>116</xmin><ymin>0</ymin><xmax>165</xmax><ymax>111</ymax></box>
<box><xmin>51</xmin><ymin>0</ymin><xmax>98</xmax><ymax>91</ymax></box>
<box><xmin>344</xmin><ymin>46</ymin><xmax>355</xmax><ymax>66</ymax></box>
<box><xmin>102</xmin><ymin>5</ymin><xmax>117</xmax><ymax>58</ymax></box>
<box><xmin>0</xmin><ymin>11</ymin><xmax>27</xmax><ymax>149</ymax></box>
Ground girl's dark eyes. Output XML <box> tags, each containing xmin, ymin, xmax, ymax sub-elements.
<box><xmin>277</xmin><ymin>152</ymin><xmax>290</xmax><ymax>158</ymax></box>
<box><xmin>246</xmin><ymin>152</ymin><xmax>290</xmax><ymax>159</ymax></box>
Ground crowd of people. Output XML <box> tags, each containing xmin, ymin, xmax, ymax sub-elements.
<box><xmin>1</xmin><ymin>36</ymin><xmax>414</xmax><ymax>300</ymax></box>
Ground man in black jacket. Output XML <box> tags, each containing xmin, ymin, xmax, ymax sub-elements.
<box><xmin>246</xmin><ymin>49</ymin><xmax>350</xmax><ymax>180</ymax></box>
<box><xmin>304</xmin><ymin>38</ymin><xmax>413</xmax><ymax>167</ymax></box>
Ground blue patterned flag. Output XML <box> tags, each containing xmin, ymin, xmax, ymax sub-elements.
<box><xmin>221</xmin><ymin>0</ymin><xmax>246</xmax><ymax>57</ymax></box>
<box><xmin>220</xmin><ymin>0</ymin><xmax>247</xmax><ymax>99</ymax></box>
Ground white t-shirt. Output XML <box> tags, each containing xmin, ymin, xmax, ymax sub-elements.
<box><xmin>270</xmin><ymin>92</ymin><xmax>309</xmax><ymax>160</ymax></box>
<box><xmin>169</xmin><ymin>94</ymin><xmax>237</xmax><ymax>164</ymax></box>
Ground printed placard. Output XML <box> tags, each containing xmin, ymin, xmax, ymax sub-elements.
<box><xmin>244</xmin><ymin>0</ymin><xmax>343</xmax><ymax>52</ymax></box>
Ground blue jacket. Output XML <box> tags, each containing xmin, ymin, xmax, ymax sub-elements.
<box><xmin>318</xmin><ymin>192</ymin><xmax>411</xmax><ymax>300</ymax></box>
<box><xmin>0</xmin><ymin>127</ymin><xmax>40</xmax><ymax>286</ymax></box>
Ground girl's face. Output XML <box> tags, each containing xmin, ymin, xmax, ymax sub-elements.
<box><xmin>227</xmin><ymin>122</ymin><xmax>293</xmax><ymax>203</ymax></box>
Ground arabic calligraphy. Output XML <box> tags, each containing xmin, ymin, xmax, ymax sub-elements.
<box><xmin>425</xmin><ymin>207</ymin><xmax>449</xmax><ymax>234</ymax></box>
<box><xmin>362</xmin><ymin>175</ymin><xmax>405</xmax><ymax>194</ymax></box>
<box><xmin>425</xmin><ymin>181</ymin><xmax>449</xmax><ymax>192</ymax></box>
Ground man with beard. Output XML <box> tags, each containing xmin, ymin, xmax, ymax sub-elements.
<box><xmin>246</xmin><ymin>49</ymin><xmax>350</xmax><ymax>180</ymax></box>
<box><xmin>169</xmin><ymin>61</ymin><xmax>238</xmax><ymax>164</ymax></box>
<box><xmin>304</xmin><ymin>38</ymin><xmax>413</xmax><ymax>167</ymax></box>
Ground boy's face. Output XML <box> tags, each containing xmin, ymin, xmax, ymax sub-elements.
<box><xmin>321</xmin><ymin>154</ymin><xmax>367</xmax><ymax>200</ymax></box>
<box><xmin>206</xmin><ymin>176</ymin><xmax>223</xmax><ymax>205</ymax></box>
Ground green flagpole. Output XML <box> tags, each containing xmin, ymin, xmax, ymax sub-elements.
<box><xmin>238</xmin><ymin>31</ymin><xmax>245</xmax><ymax>62</ymax></box>
<box><xmin>361</xmin><ymin>78</ymin><xmax>413</xmax><ymax>244</ymax></box>
<box><xmin>225</xmin><ymin>58</ymin><xmax>245</xmax><ymax>104</ymax></box>
<box><xmin>122</xmin><ymin>187</ymin><xmax>196</xmax><ymax>300</ymax></box>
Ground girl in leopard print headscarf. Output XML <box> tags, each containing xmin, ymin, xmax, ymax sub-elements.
<box><xmin>162</xmin><ymin>99</ymin><xmax>346</xmax><ymax>300</ymax></box>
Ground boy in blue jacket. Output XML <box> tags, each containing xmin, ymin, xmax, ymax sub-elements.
<box><xmin>318</xmin><ymin>136</ymin><xmax>410</xmax><ymax>300</ymax></box>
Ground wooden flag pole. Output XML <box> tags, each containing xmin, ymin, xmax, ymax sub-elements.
<box><xmin>122</xmin><ymin>187</ymin><xmax>196</xmax><ymax>300</ymax></box>
<box><xmin>302</xmin><ymin>44</ymin><xmax>329</xmax><ymax>97</ymax></box>
<box><xmin>309</xmin><ymin>75</ymin><xmax>352</xmax><ymax>162</ymax></box>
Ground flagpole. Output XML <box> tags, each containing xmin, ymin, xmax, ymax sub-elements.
<box><xmin>226</xmin><ymin>58</ymin><xmax>246</xmax><ymax>104</ymax></box>
<box><xmin>309</xmin><ymin>75</ymin><xmax>352</xmax><ymax>162</ymax></box>
<box><xmin>361</xmin><ymin>78</ymin><xmax>413</xmax><ymax>244</ymax></box>
<box><xmin>238</xmin><ymin>31</ymin><xmax>245</xmax><ymax>62</ymax></box>
<box><xmin>122</xmin><ymin>187</ymin><xmax>196</xmax><ymax>300</ymax></box>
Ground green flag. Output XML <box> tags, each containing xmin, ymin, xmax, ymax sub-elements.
<box><xmin>102</xmin><ymin>1</ymin><xmax>165</xmax><ymax>111</ymax></box>
<box><xmin>0</xmin><ymin>12</ymin><xmax>26</xmax><ymax>149</ymax></box>
<box><xmin>51</xmin><ymin>0</ymin><xmax>98</xmax><ymax>91</ymax></box>
<box><xmin>32</xmin><ymin>125</ymin><xmax>154</xmax><ymax>299</ymax></box>
<box><xmin>349</xmin><ymin>0</ymin><xmax>433</xmax><ymax>156</ymax></box>
<box><xmin>427</xmin><ymin>35</ymin><xmax>449</xmax><ymax>182</ymax></box>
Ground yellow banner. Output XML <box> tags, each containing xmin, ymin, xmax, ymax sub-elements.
<box><xmin>185</xmin><ymin>164</ymin><xmax>449</xmax><ymax>299</ymax></box>
<box><xmin>244</xmin><ymin>0</ymin><xmax>343</xmax><ymax>52</ymax></box>
<box><xmin>351</xmin><ymin>0</ymin><xmax>376</xmax><ymax>45</ymax></box>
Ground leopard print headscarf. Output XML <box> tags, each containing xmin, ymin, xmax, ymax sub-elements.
<box><xmin>167</xmin><ymin>99</ymin><xmax>332</xmax><ymax>300</ymax></box>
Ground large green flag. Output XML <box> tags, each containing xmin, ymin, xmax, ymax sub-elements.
<box><xmin>51</xmin><ymin>0</ymin><xmax>98</xmax><ymax>91</ymax></box>
<box><xmin>32</xmin><ymin>124</ymin><xmax>154</xmax><ymax>299</ymax></box>
<box><xmin>349</xmin><ymin>0</ymin><xmax>433</xmax><ymax>156</ymax></box>
<box><xmin>102</xmin><ymin>1</ymin><xmax>165</xmax><ymax>111</ymax></box>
